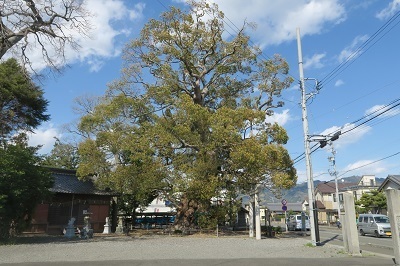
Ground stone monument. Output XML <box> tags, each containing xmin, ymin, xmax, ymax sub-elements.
<box><xmin>64</xmin><ymin>217</ymin><xmax>76</xmax><ymax>238</ymax></box>
<box><xmin>81</xmin><ymin>215</ymin><xmax>93</xmax><ymax>238</ymax></box>
<box><xmin>102</xmin><ymin>217</ymin><xmax>111</xmax><ymax>234</ymax></box>
<box><xmin>115</xmin><ymin>216</ymin><xmax>124</xmax><ymax>234</ymax></box>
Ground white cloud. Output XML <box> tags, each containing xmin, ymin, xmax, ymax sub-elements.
<box><xmin>335</xmin><ymin>79</ymin><xmax>344</xmax><ymax>87</ymax></box>
<box><xmin>129</xmin><ymin>3</ymin><xmax>146</xmax><ymax>20</ymax></box>
<box><xmin>318</xmin><ymin>123</ymin><xmax>371</xmax><ymax>149</ymax></box>
<box><xmin>338</xmin><ymin>35</ymin><xmax>369</xmax><ymax>63</ymax></box>
<box><xmin>376</xmin><ymin>0</ymin><xmax>400</xmax><ymax>20</ymax></box>
<box><xmin>27</xmin><ymin>124</ymin><xmax>62</xmax><ymax>154</ymax></box>
<box><xmin>304</xmin><ymin>53</ymin><xmax>326</xmax><ymax>69</ymax></box>
<box><xmin>210</xmin><ymin>0</ymin><xmax>346</xmax><ymax>47</ymax></box>
<box><xmin>342</xmin><ymin>160</ymin><xmax>387</xmax><ymax>177</ymax></box>
<box><xmin>365</xmin><ymin>104</ymin><xmax>400</xmax><ymax>118</ymax></box>
<box><xmin>265</xmin><ymin>109</ymin><xmax>291</xmax><ymax>126</ymax></box>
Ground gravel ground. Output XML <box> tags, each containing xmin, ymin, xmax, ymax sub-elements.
<box><xmin>0</xmin><ymin>232</ymin><xmax>353</xmax><ymax>264</ymax></box>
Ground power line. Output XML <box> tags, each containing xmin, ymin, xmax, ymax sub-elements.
<box><xmin>318</xmin><ymin>10</ymin><xmax>400</xmax><ymax>89</ymax></box>
<box><xmin>292</xmin><ymin>96</ymin><xmax>400</xmax><ymax>164</ymax></box>
<box><xmin>340</xmin><ymin>100</ymin><xmax>400</xmax><ymax>135</ymax></box>
<box><xmin>338</xmin><ymin>151</ymin><xmax>400</xmax><ymax>178</ymax></box>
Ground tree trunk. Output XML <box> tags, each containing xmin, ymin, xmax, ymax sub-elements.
<box><xmin>173</xmin><ymin>194</ymin><xmax>199</xmax><ymax>232</ymax></box>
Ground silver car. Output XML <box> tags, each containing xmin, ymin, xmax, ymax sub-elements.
<box><xmin>287</xmin><ymin>214</ymin><xmax>310</xmax><ymax>231</ymax></box>
<box><xmin>358</xmin><ymin>214</ymin><xmax>391</xmax><ymax>237</ymax></box>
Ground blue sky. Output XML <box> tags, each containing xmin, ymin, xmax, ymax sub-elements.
<box><xmin>17</xmin><ymin>0</ymin><xmax>400</xmax><ymax>184</ymax></box>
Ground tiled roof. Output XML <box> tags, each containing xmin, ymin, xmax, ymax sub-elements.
<box><xmin>316</xmin><ymin>182</ymin><xmax>358</xmax><ymax>194</ymax></box>
<box><xmin>378</xmin><ymin>175</ymin><xmax>400</xmax><ymax>191</ymax></box>
<box><xmin>316</xmin><ymin>200</ymin><xmax>325</xmax><ymax>209</ymax></box>
<box><xmin>48</xmin><ymin>168</ymin><xmax>115</xmax><ymax>196</ymax></box>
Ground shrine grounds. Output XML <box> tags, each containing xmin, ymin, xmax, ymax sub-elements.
<box><xmin>0</xmin><ymin>230</ymin><xmax>394</xmax><ymax>265</ymax></box>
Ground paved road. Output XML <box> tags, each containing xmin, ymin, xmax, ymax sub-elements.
<box><xmin>0</xmin><ymin>257</ymin><xmax>395</xmax><ymax>266</ymax></box>
<box><xmin>319</xmin><ymin>226</ymin><xmax>395</xmax><ymax>257</ymax></box>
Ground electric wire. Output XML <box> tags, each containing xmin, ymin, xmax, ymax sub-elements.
<box><xmin>292</xmin><ymin>97</ymin><xmax>400</xmax><ymax>165</ymax></box>
<box><xmin>338</xmin><ymin>151</ymin><xmax>400</xmax><ymax>178</ymax></box>
<box><xmin>318</xmin><ymin>10</ymin><xmax>400</xmax><ymax>89</ymax></box>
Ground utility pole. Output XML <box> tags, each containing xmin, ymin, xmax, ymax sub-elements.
<box><xmin>297</xmin><ymin>28</ymin><xmax>319</xmax><ymax>246</ymax></box>
<box><xmin>328</xmin><ymin>144</ymin><xmax>341</xmax><ymax>222</ymax></box>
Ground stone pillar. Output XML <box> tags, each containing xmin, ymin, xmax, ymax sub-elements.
<box><xmin>248</xmin><ymin>201</ymin><xmax>254</xmax><ymax>237</ymax></box>
<box><xmin>343</xmin><ymin>192</ymin><xmax>361</xmax><ymax>256</ymax></box>
<box><xmin>340</xmin><ymin>212</ymin><xmax>348</xmax><ymax>252</ymax></box>
<box><xmin>103</xmin><ymin>217</ymin><xmax>111</xmax><ymax>234</ymax></box>
<box><xmin>385</xmin><ymin>189</ymin><xmax>400</xmax><ymax>265</ymax></box>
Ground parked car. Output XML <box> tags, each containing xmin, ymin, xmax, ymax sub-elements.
<box><xmin>287</xmin><ymin>214</ymin><xmax>310</xmax><ymax>231</ymax></box>
<box><xmin>357</xmin><ymin>213</ymin><xmax>391</xmax><ymax>237</ymax></box>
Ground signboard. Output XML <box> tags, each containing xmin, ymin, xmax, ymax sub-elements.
<box><xmin>282</xmin><ymin>205</ymin><xmax>287</xmax><ymax>211</ymax></box>
<box><xmin>281</xmin><ymin>199</ymin><xmax>287</xmax><ymax>205</ymax></box>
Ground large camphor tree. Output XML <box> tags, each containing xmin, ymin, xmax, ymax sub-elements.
<box><xmin>77</xmin><ymin>0</ymin><xmax>297</xmax><ymax>230</ymax></box>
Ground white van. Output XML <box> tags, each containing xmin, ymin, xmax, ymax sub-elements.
<box><xmin>357</xmin><ymin>214</ymin><xmax>391</xmax><ymax>237</ymax></box>
<box><xmin>287</xmin><ymin>214</ymin><xmax>310</xmax><ymax>231</ymax></box>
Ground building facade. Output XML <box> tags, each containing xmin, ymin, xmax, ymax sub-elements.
<box><xmin>28</xmin><ymin>168</ymin><xmax>115</xmax><ymax>234</ymax></box>
<box><xmin>315</xmin><ymin>175</ymin><xmax>379</xmax><ymax>224</ymax></box>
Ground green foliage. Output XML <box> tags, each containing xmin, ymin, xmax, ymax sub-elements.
<box><xmin>76</xmin><ymin>0</ymin><xmax>297</xmax><ymax>229</ymax></box>
<box><xmin>0</xmin><ymin>58</ymin><xmax>52</xmax><ymax>240</ymax></box>
<box><xmin>0</xmin><ymin>58</ymin><xmax>49</xmax><ymax>139</ymax></box>
<box><xmin>42</xmin><ymin>138</ymin><xmax>79</xmax><ymax>169</ymax></box>
<box><xmin>0</xmin><ymin>140</ymin><xmax>53</xmax><ymax>240</ymax></box>
<box><xmin>355</xmin><ymin>190</ymin><xmax>387</xmax><ymax>214</ymax></box>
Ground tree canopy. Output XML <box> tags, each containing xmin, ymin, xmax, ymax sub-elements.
<box><xmin>0</xmin><ymin>58</ymin><xmax>52</xmax><ymax>240</ymax></box>
<box><xmin>0</xmin><ymin>58</ymin><xmax>49</xmax><ymax>140</ymax></box>
<box><xmin>77</xmin><ymin>0</ymin><xmax>297</xmax><ymax>230</ymax></box>
<box><xmin>0</xmin><ymin>0</ymin><xmax>91</xmax><ymax>71</ymax></box>
<box><xmin>42</xmin><ymin>138</ymin><xmax>80</xmax><ymax>170</ymax></box>
<box><xmin>355</xmin><ymin>190</ymin><xmax>387</xmax><ymax>214</ymax></box>
<box><xmin>0</xmin><ymin>135</ymin><xmax>53</xmax><ymax>240</ymax></box>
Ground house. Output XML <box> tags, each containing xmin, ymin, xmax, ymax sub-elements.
<box><xmin>28</xmin><ymin>168</ymin><xmax>116</xmax><ymax>234</ymax></box>
<box><xmin>378</xmin><ymin>175</ymin><xmax>400</xmax><ymax>191</ymax></box>
<box><xmin>315</xmin><ymin>175</ymin><xmax>380</xmax><ymax>224</ymax></box>
<box><xmin>134</xmin><ymin>197</ymin><xmax>176</xmax><ymax>228</ymax></box>
<box><xmin>341</xmin><ymin>175</ymin><xmax>380</xmax><ymax>201</ymax></box>
<box><xmin>315</xmin><ymin>181</ymin><xmax>357</xmax><ymax>224</ymax></box>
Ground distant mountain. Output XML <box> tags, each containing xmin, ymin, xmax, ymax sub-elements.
<box><xmin>261</xmin><ymin>176</ymin><xmax>385</xmax><ymax>203</ymax></box>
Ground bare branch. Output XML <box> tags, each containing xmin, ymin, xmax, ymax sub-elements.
<box><xmin>0</xmin><ymin>0</ymin><xmax>92</xmax><ymax>73</ymax></box>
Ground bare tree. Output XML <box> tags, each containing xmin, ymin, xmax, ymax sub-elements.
<box><xmin>0</xmin><ymin>0</ymin><xmax>91</xmax><ymax>71</ymax></box>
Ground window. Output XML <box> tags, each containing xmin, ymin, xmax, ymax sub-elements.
<box><xmin>333</xmin><ymin>194</ymin><xmax>336</xmax><ymax>202</ymax></box>
<box><xmin>374</xmin><ymin>216</ymin><xmax>389</xmax><ymax>223</ymax></box>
